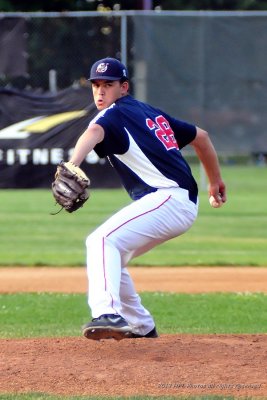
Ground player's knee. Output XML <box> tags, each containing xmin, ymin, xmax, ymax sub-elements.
<box><xmin>85</xmin><ymin>231</ymin><xmax>100</xmax><ymax>248</ymax></box>
<box><xmin>85</xmin><ymin>231</ymin><xmax>117</xmax><ymax>249</ymax></box>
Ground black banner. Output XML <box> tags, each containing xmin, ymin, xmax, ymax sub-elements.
<box><xmin>0</xmin><ymin>87</ymin><xmax>121</xmax><ymax>188</ymax></box>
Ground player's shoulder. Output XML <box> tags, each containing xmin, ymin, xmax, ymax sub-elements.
<box><xmin>118</xmin><ymin>95</ymin><xmax>161</xmax><ymax>114</ymax></box>
<box><xmin>90</xmin><ymin>103</ymin><xmax>117</xmax><ymax>125</ymax></box>
<box><xmin>116</xmin><ymin>94</ymin><xmax>136</xmax><ymax>107</ymax></box>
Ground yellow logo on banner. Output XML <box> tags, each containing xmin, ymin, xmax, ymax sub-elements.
<box><xmin>0</xmin><ymin>110</ymin><xmax>88</xmax><ymax>139</ymax></box>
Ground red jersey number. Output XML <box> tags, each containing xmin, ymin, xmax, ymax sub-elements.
<box><xmin>146</xmin><ymin>115</ymin><xmax>179</xmax><ymax>150</ymax></box>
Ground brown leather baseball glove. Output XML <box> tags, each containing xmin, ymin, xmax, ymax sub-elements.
<box><xmin>51</xmin><ymin>161</ymin><xmax>90</xmax><ymax>213</ymax></box>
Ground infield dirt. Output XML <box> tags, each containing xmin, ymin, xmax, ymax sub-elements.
<box><xmin>0</xmin><ymin>266</ymin><xmax>266</xmax><ymax>398</ymax></box>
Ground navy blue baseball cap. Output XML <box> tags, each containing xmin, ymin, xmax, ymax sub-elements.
<box><xmin>89</xmin><ymin>57</ymin><xmax>129</xmax><ymax>81</ymax></box>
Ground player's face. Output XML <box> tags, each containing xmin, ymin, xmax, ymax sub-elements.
<box><xmin>91</xmin><ymin>80</ymin><xmax>128</xmax><ymax>110</ymax></box>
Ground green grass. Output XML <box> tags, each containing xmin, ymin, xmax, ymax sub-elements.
<box><xmin>1</xmin><ymin>292</ymin><xmax>266</xmax><ymax>339</ymax></box>
<box><xmin>0</xmin><ymin>165</ymin><xmax>266</xmax><ymax>266</ymax></box>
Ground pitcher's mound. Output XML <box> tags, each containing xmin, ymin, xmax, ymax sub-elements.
<box><xmin>1</xmin><ymin>334</ymin><xmax>266</xmax><ymax>397</ymax></box>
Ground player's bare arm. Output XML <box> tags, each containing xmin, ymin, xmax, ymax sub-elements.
<box><xmin>191</xmin><ymin>127</ymin><xmax>226</xmax><ymax>204</ymax></box>
<box><xmin>69</xmin><ymin>123</ymin><xmax>104</xmax><ymax>166</ymax></box>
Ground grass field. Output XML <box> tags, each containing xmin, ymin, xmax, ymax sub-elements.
<box><xmin>0</xmin><ymin>291</ymin><xmax>266</xmax><ymax>338</ymax></box>
<box><xmin>0</xmin><ymin>165</ymin><xmax>266</xmax><ymax>267</ymax></box>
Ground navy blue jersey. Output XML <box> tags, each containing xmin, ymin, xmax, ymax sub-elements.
<box><xmin>91</xmin><ymin>95</ymin><xmax>198</xmax><ymax>202</ymax></box>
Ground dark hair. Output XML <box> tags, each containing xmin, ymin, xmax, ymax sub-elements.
<box><xmin>120</xmin><ymin>77</ymin><xmax>129</xmax><ymax>84</ymax></box>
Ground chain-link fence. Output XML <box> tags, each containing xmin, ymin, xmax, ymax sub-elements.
<box><xmin>1</xmin><ymin>10</ymin><xmax>267</xmax><ymax>157</ymax></box>
<box><xmin>0</xmin><ymin>13</ymin><xmax>124</xmax><ymax>90</ymax></box>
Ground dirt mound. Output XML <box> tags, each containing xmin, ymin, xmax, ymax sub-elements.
<box><xmin>1</xmin><ymin>266</ymin><xmax>266</xmax><ymax>398</ymax></box>
<box><xmin>1</xmin><ymin>335</ymin><xmax>266</xmax><ymax>397</ymax></box>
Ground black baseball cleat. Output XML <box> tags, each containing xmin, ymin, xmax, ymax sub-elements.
<box><xmin>82</xmin><ymin>314</ymin><xmax>133</xmax><ymax>340</ymax></box>
<box><xmin>129</xmin><ymin>327</ymin><xmax>159</xmax><ymax>338</ymax></box>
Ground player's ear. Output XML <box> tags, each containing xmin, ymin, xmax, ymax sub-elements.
<box><xmin>121</xmin><ymin>80</ymin><xmax>129</xmax><ymax>94</ymax></box>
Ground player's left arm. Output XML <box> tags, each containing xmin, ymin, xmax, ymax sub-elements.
<box><xmin>190</xmin><ymin>127</ymin><xmax>227</xmax><ymax>204</ymax></box>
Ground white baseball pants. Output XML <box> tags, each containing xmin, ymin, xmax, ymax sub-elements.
<box><xmin>85</xmin><ymin>187</ymin><xmax>198</xmax><ymax>336</ymax></box>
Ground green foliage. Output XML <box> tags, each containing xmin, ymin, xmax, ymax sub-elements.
<box><xmin>0</xmin><ymin>292</ymin><xmax>266</xmax><ymax>338</ymax></box>
<box><xmin>0</xmin><ymin>166</ymin><xmax>266</xmax><ymax>267</ymax></box>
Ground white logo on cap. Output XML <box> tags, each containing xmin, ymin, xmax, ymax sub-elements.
<box><xmin>96</xmin><ymin>63</ymin><xmax>109</xmax><ymax>73</ymax></box>
<box><xmin>123</xmin><ymin>69</ymin><xmax>127</xmax><ymax>77</ymax></box>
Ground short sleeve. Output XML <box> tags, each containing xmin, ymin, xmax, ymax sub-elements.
<box><xmin>93</xmin><ymin>108</ymin><xmax>129</xmax><ymax>157</ymax></box>
<box><xmin>163</xmin><ymin>113</ymin><xmax>197</xmax><ymax>149</ymax></box>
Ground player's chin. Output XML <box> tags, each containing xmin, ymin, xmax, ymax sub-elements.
<box><xmin>96</xmin><ymin>102</ymin><xmax>106</xmax><ymax>110</ymax></box>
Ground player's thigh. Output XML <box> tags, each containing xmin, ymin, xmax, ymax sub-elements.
<box><xmin>86</xmin><ymin>187</ymin><xmax>197</xmax><ymax>253</ymax></box>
